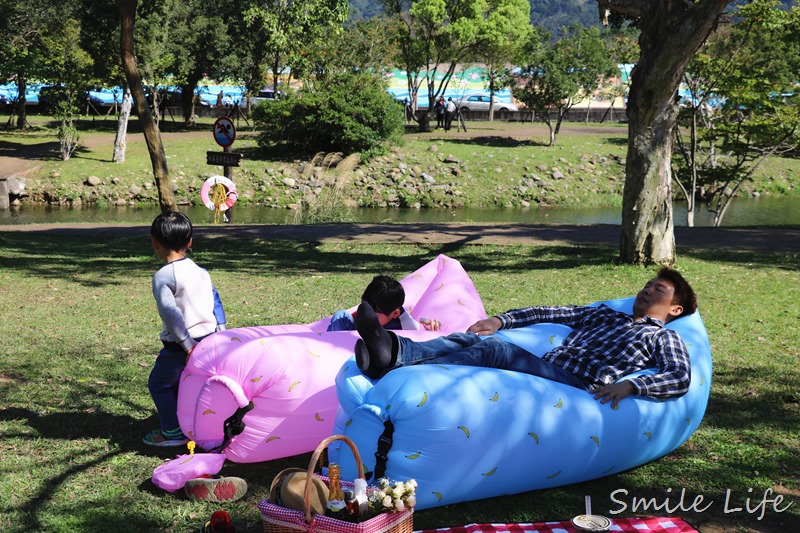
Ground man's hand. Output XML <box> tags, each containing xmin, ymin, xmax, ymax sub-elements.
<box><xmin>467</xmin><ymin>317</ymin><xmax>502</xmax><ymax>336</ymax></box>
<box><xmin>419</xmin><ymin>318</ymin><xmax>441</xmax><ymax>331</ymax></box>
<box><xmin>592</xmin><ymin>381</ymin><xmax>636</xmax><ymax>409</ymax></box>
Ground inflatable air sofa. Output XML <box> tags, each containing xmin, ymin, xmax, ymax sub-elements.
<box><xmin>175</xmin><ymin>255</ymin><xmax>487</xmax><ymax>463</ymax></box>
<box><xmin>333</xmin><ymin>297</ymin><xmax>712</xmax><ymax>509</ymax></box>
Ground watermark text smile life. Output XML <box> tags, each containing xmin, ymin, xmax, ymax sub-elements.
<box><xmin>609</xmin><ymin>488</ymin><xmax>794</xmax><ymax>521</ymax></box>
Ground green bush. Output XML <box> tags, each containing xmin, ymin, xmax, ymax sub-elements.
<box><xmin>253</xmin><ymin>73</ymin><xmax>404</xmax><ymax>157</ymax></box>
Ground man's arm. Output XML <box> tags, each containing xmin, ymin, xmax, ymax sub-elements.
<box><xmin>494</xmin><ymin>305</ymin><xmax>590</xmax><ymax>330</ymax></box>
<box><xmin>468</xmin><ymin>305</ymin><xmax>593</xmax><ymax>334</ymax></box>
<box><xmin>619</xmin><ymin>329</ymin><xmax>692</xmax><ymax>401</ymax></box>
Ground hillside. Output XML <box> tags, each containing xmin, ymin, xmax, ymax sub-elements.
<box><xmin>347</xmin><ymin>0</ymin><xmax>602</xmax><ymax>34</ymax></box>
<box><xmin>348</xmin><ymin>1</ymin><xmax>797</xmax><ymax>37</ymax></box>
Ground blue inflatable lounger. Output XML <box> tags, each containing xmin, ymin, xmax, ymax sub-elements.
<box><xmin>332</xmin><ymin>297</ymin><xmax>712</xmax><ymax>510</ymax></box>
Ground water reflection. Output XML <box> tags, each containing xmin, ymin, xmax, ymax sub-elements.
<box><xmin>1</xmin><ymin>196</ymin><xmax>799</xmax><ymax>227</ymax></box>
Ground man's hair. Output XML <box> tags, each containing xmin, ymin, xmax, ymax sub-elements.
<box><xmin>362</xmin><ymin>275</ymin><xmax>405</xmax><ymax>315</ymax></box>
<box><xmin>657</xmin><ymin>267</ymin><xmax>697</xmax><ymax>318</ymax></box>
<box><xmin>151</xmin><ymin>211</ymin><xmax>193</xmax><ymax>252</ymax></box>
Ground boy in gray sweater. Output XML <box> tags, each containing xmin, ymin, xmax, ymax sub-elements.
<box><xmin>143</xmin><ymin>211</ymin><xmax>226</xmax><ymax>447</ymax></box>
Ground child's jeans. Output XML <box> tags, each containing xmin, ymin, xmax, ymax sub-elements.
<box><xmin>148</xmin><ymin>341</ymin><xmax>188</xmax><ymax>431</ymax></box>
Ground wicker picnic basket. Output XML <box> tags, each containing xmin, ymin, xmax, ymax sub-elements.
<box><xmin>259</xmin><ymin>435</ymin><xmax>414</xmax><ymax>533</ymax></box>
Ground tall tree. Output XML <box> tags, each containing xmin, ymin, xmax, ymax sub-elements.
<box><xmin>673</xmin><ymin>0</ymin><xmax>800</xmax><ymax>227</ymax></box>
<box><xmin>599</xmin><ymin>0</ymin><xmax>732</xmax><ymax>266</ymax></box>
<box><xmin>243</xmin><ymin>0</ymin><xmax>349</xmax><ymax>95</ymax></box>
<box><xmin>471</xmin><ymin>0</ymin><xmax>532</xmax><ymax>121</ymax></box>
<box><xmin>0</xmin><ymin>0</ymin><xmax>71</xmax><ymax>130</ymax></box>
<box><xmin>381</xmin><ymin>0</ymin><xmax>484</xmax><ymax>122</ymax></box>
<box><xmin>41</xmin><ymin>17</ymin><xmax>94</xmax><ymax>160</ymax></box>
<box><xmin>515</xmin><ymin>26</ymin><xmax>615</xmax><ymax>145</ymax></box>
<box><xmin>166</xmin><ymin>0</ymin><xmax>239</xmax><ymax>127</ymax></box>
<box><xmin>117</xmin><ymin>0</ymin><xmax>175</xmax><ymax>212</ymax></box>
<box><xmin>304</xmin><ymin>16</ymin><xmax>397</xmax><ymax>80</ymax></box>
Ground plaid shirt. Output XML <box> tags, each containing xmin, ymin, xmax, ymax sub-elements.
<box><xmin>495</xmin><ymin>304</ymin><xmax>691</xmax><ymax>400</ymax></box>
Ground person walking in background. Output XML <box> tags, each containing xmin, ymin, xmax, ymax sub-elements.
<box><xmin>444</xmin><ymin>97</ymin><xmax>457</xmax><ymax>131</ymax></box>
<box><xmin>143</xmin><ymin>211</ymin><xmax>227</xmax><ymax>446</ymax></box>
<box><xmin>434</xmin><ymin>97</ymin><xmax>446</xmax><ymax>129</ymax></box>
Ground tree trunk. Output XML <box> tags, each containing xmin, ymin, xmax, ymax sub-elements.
<box><xmin>117</xmin><ymin>0</ymin><xmax>175</xmax><ymax>212</ymax></box>
<box><xmin>14</xmin><ymin>75</ymin><xmax>28</xmax><ymax>130</ymax></box>
<box><xmin>603</xmin><ymin>0</ymin><xmax>730</xmax><ymax>265</ymax></box>
<box><xmin>183</xmin><ymin>74</ymin><xmax>202</xmax><ymax>128</ymax></box>
<box><xmin>113</xmin><ymin>87</ymin><xmax>131</xmax><ymax>163</ymax></box>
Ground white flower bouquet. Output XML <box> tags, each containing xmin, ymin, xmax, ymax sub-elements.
<box><xmin>367</xmin><ymin>478</ymin><xmax>417</xmax><ymax>514</ymax></box>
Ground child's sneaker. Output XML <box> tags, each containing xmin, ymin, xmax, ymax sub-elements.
<box><xmin>200</xmin><ymin>510</ymin><xmax>235</xmax><ymax>532</ymax></box>
<box><xmin>185</xmin><ymin>476</ymin><xmax>248</xmax><ymax>503</ymax></box>
<box><xmin>142</xmin><ymin>428</ymin><xmax>189</xmax><ymax>447</ymax></box>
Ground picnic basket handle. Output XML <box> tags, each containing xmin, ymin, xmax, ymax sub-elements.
<box><xmin>303</xmin><ymin>435</ymin><xmax>366</xmax><ymax>523</ymax></box>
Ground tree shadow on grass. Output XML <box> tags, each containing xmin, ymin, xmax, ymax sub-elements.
<box><xmin>440</xmin><ymin>136</ymin><xmax>544</xmax><ymax>148</ymax></box>
<box><xmin>0</xmin><ymin>230</ymin><xmax>617</xmax><ymax>287</ymax></box>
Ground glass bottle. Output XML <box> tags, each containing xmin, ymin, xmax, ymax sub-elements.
<box><xmin>353</xmin><ymin>477</ymin><xmax>369</xmax><ymax>517</ymax></box>
<box><xmin>326</xmin><ymin>463</ymin><xmax>347</xmax><ymax>518</ymax></box>
<box><xmin>343</xmin><ymin>489</ymin><xmax>359</xmax><ymax>521</ymax></box>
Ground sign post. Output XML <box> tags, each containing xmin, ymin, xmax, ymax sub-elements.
<box><xmin>208</xmin><ymin>116</ymin><xmax>243</xmax><ymax>222</ymax></box>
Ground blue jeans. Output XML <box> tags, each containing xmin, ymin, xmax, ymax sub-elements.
<box><xmin>395</xmin><ymin>332</ymin><xmax>590</xmax><ymax>390</ymax></box>
<box><xmin>148</xmin><ymin>342</ymin><xmax>187</xmax><ymax>431</ymax></box>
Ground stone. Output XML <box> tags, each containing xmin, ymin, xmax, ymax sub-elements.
<box><xmin>85</xmin><ymin>176</ymin><xmax>102</xmax><ymax>186</ymax></box>
<box><xmin>282</xmin><ymin>177</ymin><xmax>296</xmax><ymax>188</ymax></box>
<box><xmin>552</xmin><ymin>170</ymin><xmax>564</xmax><ymax>179</ymax></box>
<box><xmin>536</xmin><ymin>164</ymin><xmax>548</xmax><ymax>172</ymax></box>
<box><xmin>443</xmin><ymin>155</ymin><xmax>460</xmax><ymax>164</ymax></box>
<box><xmin>129</xmin><ymin>185</ymin><xmax>141</xmax><ymax>195</ymax></box>
<box><xmin>6</xmin><ymin>177</ymin><xmax>25</xmax><ymax>195</ymax></box>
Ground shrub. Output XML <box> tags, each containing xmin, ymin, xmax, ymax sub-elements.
<box><xmin>253</xmin><ymin>73</ymin><xmax>404</xmax><ymax>157</ymax></box>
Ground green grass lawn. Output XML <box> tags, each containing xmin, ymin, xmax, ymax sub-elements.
<box><xmin>0</xmin><ymin>231</ymin><xmax>797</xmax><ymax>532</ymax></box>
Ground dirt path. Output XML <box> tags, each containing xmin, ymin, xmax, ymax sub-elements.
<box><xmin>2</xmin><ymin>123</ymin><xmax>798</xmax><ymax>252</ymax></box>
<box><xmin>1</xmin><ymin>221</ymin><xmax>798</xmax><ymax>252</ymax></box>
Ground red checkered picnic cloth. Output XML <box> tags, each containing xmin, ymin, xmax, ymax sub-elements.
<box><xmin>415</xmin><ymin>517</ymin><xmax>698</xmax><ymax>533</ymax></box>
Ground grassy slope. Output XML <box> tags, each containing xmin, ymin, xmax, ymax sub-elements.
<box><xmin>4</xmin><ymin>116</ymin><xmax>798</xmax><ymax>210</ymax></box>
<box><xmin>0</xmin><ymin>233</ymin><xmax>797</xmax><ymax>532</ymax></box>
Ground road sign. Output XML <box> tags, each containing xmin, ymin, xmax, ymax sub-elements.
<box><xmin>213</xmin><ymin>116</ymin><xmax>236</xmax><ymax>147</ymax></box>
<box><xmin>206</xmin><ymin>151</ymin><xmax>243</xmax><ymax>167</ymax></box>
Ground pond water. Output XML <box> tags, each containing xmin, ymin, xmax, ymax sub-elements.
<box><xmin>1</xmin><ymin>195</ymin><xmax>799</xmax><ymax>227</ymax></box>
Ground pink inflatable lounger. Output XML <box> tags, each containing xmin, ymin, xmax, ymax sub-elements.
<box><xmin>175</xmin><ymin>255</ymin><xmax>487</xmax><ymax>463</ymax></box>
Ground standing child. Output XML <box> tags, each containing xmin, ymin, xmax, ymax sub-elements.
<box><xmin>144</xmin><ymin>211</ymin><xmax>227</xmax><ymax>447</ymax></box>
